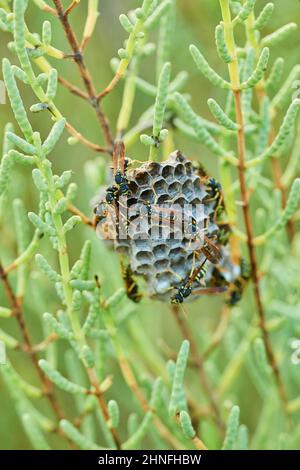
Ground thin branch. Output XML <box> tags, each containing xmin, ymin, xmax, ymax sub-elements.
<box><xmin>203</xmin><ymin>306</ymin><xmax>231</xmax><ymax>360</ymax></box>
<box><xmin>219</xmin><ymin>0</ymin><xmax>290</xmax><ymax>419</ymax></box>
<box><xmin>80</xmin><ymin>0</ymin><xmax>100</xmax><ymax>52</ymax></box>
<box><xmin>270</xmin><ymin>154</ymin><xmax>296</xmax><ymax>241</ymax></box>
<box><xmin>97</xmin><ymin>74</ymin><xmax>122</xmax><ymax>101</ymax></box>
<box><xmin>87</xmin><ymin>368</ymin><xmax>121</xmax><ymax>449</ymax></box>
<box><xmin>171</xmin><ymin>305</ymin><xmax>226</xmax><ymax>434</ymax></box>
<box><xmin>52</xmin><ymin>0</ymin><xmax>114</xmax><ymax>148</ymax></box>
<box><xmin>33</xmin><ymin>0</ymin><xmax>57</xmax><ymax>15</ymax></box>
<box><xmin>65</xmin><ymin>122</ymin><xmax>112</xmax><ymax>155</ymax></box>
<box><xmin>243</xmin><ymin>8</ymin><xmax>296</xmax><ymax>242</ymax></box>
<box><xmin>65</xmin><ymin>0</ymin><xmax>79</xmax><ymax>17</ymax></box>
<box><xmin>58</xmin><ymin>75</ymin><xmax>89</xmax><ymax>100</ymax></box>
<box><xmin>0</xmin><ymin>262</ymin><xmax>66</xmax><ymax>427</ymax></box>
<box><xmin>30</xmin><ymin>333</ymin><xmax>58</xmax><ymax>353</ymax></box>
<box><xmin>68</xmin><ymin>204</ymin><xmax>94</xmax><ymax>227</ymax></box>
<box><xmin>234</xmin><ymin>88</ymin><xmax>290</xmax><ymax>412</ymax></box>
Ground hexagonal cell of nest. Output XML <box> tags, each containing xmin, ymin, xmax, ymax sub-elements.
<box><xmin>94</xmin><ymin>150</ymin><xmax>231</xmax><ymax>302</ymax></box>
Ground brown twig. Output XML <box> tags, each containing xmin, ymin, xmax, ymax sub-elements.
<box><xmin>97</xmin><ymin>73</ymin><xmax>122</xmax><ymax>101</ymax></box>
<box><xmin>65</xmin><ymin>122</ymin><xmax>113</xmax><ymax>155</ymax></box>
<box><xmin>0</xmin><ymin>262</ymin><xmax>66</xmax><ymax>426</ymax></box>
<box><xmin>117</xmin><ymin>351</ymin><xmax>183</xmax><ymax>449</ymax></box>
<box><xmin>171</xmin><ymin>305</ymin><xmax>226</xmax><ymax>434</ymax></box>
<box><xmin>36</xmin><ymin>1</ymin><xmax>57</xmax><ymax>15</ymax></box>
<box><xmin>175</xmin><ymin>413</ymin><xmax>208</xmax><ymax>450</ymax></box>
<box><xmin>203</xmin><ymin>306</ymin><xmax>231</xmax><ymax>360</ymax></box>
<box><xmin>271</xmin><ymin>155</ymin><xmax>296</xmax><ymax>241</ymax></box>
<box><xmin>58</xmin><ymin>75</ymin><xmax>89</xmax><ymax>100</ymax></box>
<box><xmin>68</xmin><ymin>203</ymin><xmax>94</xmax><ymax>227</ymax></box>
<box><xmin>65</xmin><ymin>0</ymin><xmax>79</xmax><ymax>16</ymax></box>
<box><xmin>233</xmin><ymin>89</ymin><xmax>290</xmax><ymax>413</ymax></box>
<box><xmin>87</xmin><ymin>368</ymin><xmax>121</xmax><ymax>449</ymax></box>
<box><xmin>30</xmin><ymin>333</ymin><xmax>58</xmax><ymax>353</ymax></box>
<box><xmin>52</xmin><ymin>0</ymin><xmax>114</xmax><ymax>148</ymax></box>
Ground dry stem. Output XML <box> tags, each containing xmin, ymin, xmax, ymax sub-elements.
<box><xmin>52</xmin><ymin>0</ymin><xmax>114</xmax><ymax>148</ymax></box>
<box><xmin>233</xmin><ymin>90</ymin><xmax>290</xmax><ymax>412</ymax></box>
<box><xmin>0</xmin><ymin>262</ymin><xmax>67</xmax><ymax>437</ymax></box>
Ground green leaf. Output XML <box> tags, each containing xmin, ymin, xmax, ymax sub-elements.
<box><xmin>207</xmin><ymin>98</ymin><xmax>239</xmax><ymax>131</ymax></box>
<box><xmin>42</xmin><ymin>20</ymin><xmax>52</xmax><ymax>45</ymax></box>
<box><xmin>42</xmin><ymin>119</ymin><xmax>66</xmax><ymax>155</ymax></box>
<box><xmin>237</xmin><ymin>424</ymin><xmax>249</xmax><ymax>450</ymax></box>
<box><xmin>39</xmin><ymin>359</ymin><xmax>87</xmax><ymax>395</ymax></box>
<box><xmin>28</xmin><ymin>212</ymin><xmax>56</xmax><ymax>236</ymax></box>
<box><xmin>247</xmin><ymin>100</ymin><xmax>300</xmax><ymax>167</ymax></box>
<box><xmin>0</xmin><ymin>154</ymin><xmax>13</xmax><ymax>196</ymax></box>
<box><xmin>189</xmin><ymin>44</ymin><xmax>230</xmax><ymax>89</ymax></box>
<box><xmin>21</xmin><ymin>414</ymin><xmax>51</xmax><ymax>450</ymax></box>
<box><xmin>241</xmin><ymin>48</ymin><xmax>269</xmax><ymax>89</ymax></box>
<box><xmin>222</xmin><ymin>406</ymin><xmax>240</xmax><ymax>450</ymax></box>
<box><xmin>59</xmin><ymin>420</ymin><xmax>104</xmax><ymax>450</ymax></box>
<box><xmin>180</xmin><ymin>410</ymin><xmax>196</xmax><ymax>439</ymax></box>
<box><xmin>169</xmin><ymin>340</ymin><xmax>189</xmax><ymax>416</ymax></box>
<box><xmin>119</xmin><ymin>14</ymin><xmax>134</xmax><ymax>33</ymax></box>
<box><xmin>13</xmin><ymin>198</ymin><xmax>30</xmax><ymax>253</ymax></box>
<box><xmin>2</xmin><ymin>58</ymin><xmax>33</xmax><ymax>140</ymax></box>
<box><xmin>153</xmin><ymin>62</ymin><xmax>171</xmax><ymax>138</ymax></box>
<box><xmin>0</xmin><ymin>306</ymin><xmax>12</xmax><ymax>318</ymax></box>
<box><xmin>63</xmin><ymin>215</ymin><xmax>81</xmax><ymax>233</ymax></box>
<box><xmin>46</xmin><ymin>68</ymin><xmax>58</xmax><ymax>100</ymax></box>
<box><xmin>35</xmin><ymin>254</ymin><xmax>61</xmax><ymax>283</ymax></box>
<box><xmin>173</xmin><ymin>93</ymin><xmax>229</xmax><ymax>157</ymax></box>
<box><xmin>215</xmin><ymin>24</ymin><xmax>232</xmax><ymax>63</ymax></box>
<box><xmin>265</xmin><ymin>57</ymin><xmax>284</xmax><ymax>96</ymax></box>
<box><xmin>70</xmin><ymin>279</ymin><xmax>96</xmax><ymax>291</ymax></box>
<box><xmin>6</xmin><ymin>131</ymin><xmax>36</xmax><ymax>154</ymax></box>
<box><xmin>144</xmin><ymin>0</ymin><xmax>171</xmax><ymax>31</ymax></box>
<box><xmin>80</xmin><ymin>345</ymin><xmax>95</xmax><ymax>368</ymax></box>
<box><xmin>254</xmin><ymin>3</ymin><xmax>274</xmax><ymax>31</ymax></box>
<box><xmin>261</xmin><ymin>23</ymin><xmax>297</xmax><ymax>47</ymax></box>
<box><xmin>108</xmin><ymin>400</ymin><xmax>120</xmax><ymax>428</ymax></box>
<box><xmin>32</xmin><ymin>168</ymin><xmax>48</xmax><ymax>191</ymax></box>
<box><xmin>43</xmin><ymin>312</ymin><xmax>73</xmax><ymax>341</ymax></box>
<box><xmin>122</xmin><ymin>411</ymin><xmax>152</xmax><ymax>450</ymax></box>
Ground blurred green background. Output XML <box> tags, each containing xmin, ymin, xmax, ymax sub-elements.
<box><xmin>1</xmin><ymin>0</ymin><xmax>300</xmax><ymax>450</ymax></box>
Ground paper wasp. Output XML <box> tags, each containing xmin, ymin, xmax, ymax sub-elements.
<box><xmin>216</xmin><ymin>222</ymin><xmax>231</xmax><ymax>246</ymax></box>
<box><xmin>192</xmin><ymin>161</ymin><xmax>225</xmax><ymax>217</ymax></box>
<box><xmin>137</xmin><ymin>201</ymin><xmax>223</xmax><ymax>265</ymax></box>
<box><xmin>170</xmin><ymin>258</ymin><xmax>226</xmax><ymax>304</ymax></box>
<box><xmin>225</xmin><ymin>259</ymin><xmax>250</xmax><ymax>306</ymax></box>
<box><xmin>121</xmin><ymin>258</ymin><xmax>142</xmax><ymax>303</ymax></box>
<box><xmin>208</xmin><ymin>258</ymin><xmax>250</xmax><ymax>307</ymax></box>
<box><xmin>106</xmin><ymin>140</ymin><xmax>130</xmax><ymax>205</ymax></box>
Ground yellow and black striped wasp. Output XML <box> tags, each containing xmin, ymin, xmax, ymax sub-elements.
<box><xmin>121</xmin><ymin>258</ymin><xmax>142</xmax><ymax>303</ymax></box>
<box><xmin>170</xmin><ymin>258</ymin><xmax>227</xmax><ymax>304</ymax></box>
<box><xmin>137</xmin><ymin>201</ymin><xmax>223</xmax><ymax>265</ymax></box>
<box><xmin>225</xmin><ymin>260</ymin><xmax>250</xmax><ymax>306</ymax></box>
<box><xmin>106</xmin><ymin>140</ymin><xmax>131</xmax><ymax>205</ymax></box>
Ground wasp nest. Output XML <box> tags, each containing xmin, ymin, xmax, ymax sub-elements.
<box><xmin>95</xmin><ymin>150</ymin><xmax>237</xmax><ymax>301</ymax></box>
